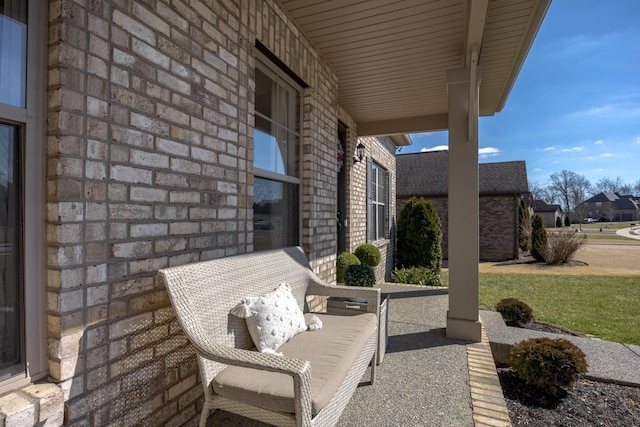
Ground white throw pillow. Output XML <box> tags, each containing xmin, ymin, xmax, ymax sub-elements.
<box><xmin>230</xmin><ymin>283</ymin><xmax>308</xmax><ymax>354</ymax></box>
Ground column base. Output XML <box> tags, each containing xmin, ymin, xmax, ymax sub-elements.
<box><xmin>446</xmin><ymin>314</ymin><xmax>482</xmax><ymax>342</ymax></box>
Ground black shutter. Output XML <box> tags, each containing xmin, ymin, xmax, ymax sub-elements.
<box><xmin>366</xmin><ymin>158</ymin><xmax>373</xmax><ymax>243</ymax></box>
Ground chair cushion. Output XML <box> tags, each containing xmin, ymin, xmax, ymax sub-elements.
<box><xmin>212</xmin><ymin>312</ymin><xmax>377</xmax><ymax>415</ymax></box>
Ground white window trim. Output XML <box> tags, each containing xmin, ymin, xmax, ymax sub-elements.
<box><xmin>253</xmin><ymin>51</ymin><xmax>304</xmax><ymax>249</ymax></box>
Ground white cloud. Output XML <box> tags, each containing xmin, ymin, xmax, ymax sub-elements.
<box><xmin>543</xmin><ymin>146</ymin><xmax>555</xmax><ymax>151</ymax></box>
<box><xmin>594</xmin><ymin>140</ymin><xmax>604</xmax><ymax>145</ymax></box>
<box><xmin>561</xmin><ymin>147</ymin><xmax>584</xmax><ymax>153</ymax></box>
<box><xmin>420</xmin><ymin>145</ymin><xmax>448</xmax><ymax>152</ymax></box>
<box><xmin>636</xmin><ymin>137</ymin><xmax>640</xmax><ymax>144</ymax></box>
<box><xmin>479</xmin><ymin>147</ymin><xmax>500</xmax><ymax>159</ymax></box>
<box><xmin>600</xmin><ymin>153</ymin><xmax>613</xmax><ymax>158</ymax></box>
<box><xmin>592</xmin><ymin>168</ymin><xmax>605</xmax><ymax>173</ymax></box>
<box><xmin>565</xmin><ymin>104</ymin><xmax>640</xmax><ymax>122</ymax></box>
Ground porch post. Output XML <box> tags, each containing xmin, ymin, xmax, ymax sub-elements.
<box><xmin>446</xmin><ymin>66</ymin><xmax>482</xmax><ymax>342</ymax></box>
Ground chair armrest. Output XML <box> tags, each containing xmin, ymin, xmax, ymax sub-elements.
<box><xmin>307</xmin><ymin>277</ymin><xmax>381</xmax><ymax>315</ymax></box>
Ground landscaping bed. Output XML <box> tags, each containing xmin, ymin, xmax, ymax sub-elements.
<box><xmin>499</xmin><ymin>368</ymin><xmax>640</xmax><ymax>426</ymax></box>
<box><xmin>499</xmin><ymin>320</ymin><xmax>640</xmax><ymax>425</ymax></box>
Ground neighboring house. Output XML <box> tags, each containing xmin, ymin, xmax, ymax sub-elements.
<box><xmin>396</xmin><ymin>151</ymin><xmax>529</xmax><ymax>261</ymax></box>
<box><xmin>0</xmin><ymin>1</ymin><xmax>549</xmax><ymax>425</ymax></box>
<box><xmin>533</xmin><ymin>199</ymin><xmax>564</xmax><ymax>228</ymax></box>
<box><xmin>579</xmin><ymin>192</ymin><xmax>640</xmax><ymax>222</ymax></box>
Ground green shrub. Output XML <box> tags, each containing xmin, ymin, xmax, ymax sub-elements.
<box><xmin>510</xmin><ymin>338</ymin><xmax>588</xmax><ymax>398</ymax></box>
<box><xmin>531</xmin><ymin>215</ymin><xmax>547</xmax><ymax>262</ymax></box>
<box><xmin>392</xmin><ymin>267</ymin><xmax>442</xmax><ymax>287</ymax></box>
<box><xmin>336</xmin><ymin>252</ymin><xmax>360</xmax><ymax>283</ymax></box>
<box><xmin>354</xmin><ymin>243</ymin><xmax>381</xmax><ymax>267</ymax></box>
<box><xmin>396</xmin><ymin>197</ymin><xmax>442</xmax><ymax>272</ymax></box>
<box><xmin>564</xmin><ymin>216</ymin><xmax>570</xmax><ymax>227</ymax></box>
<box><xmin>495</xmin><ymin>298</ymin><xmax>533</xmax><ymax>327</ymax></box>
<box><xmin>344</xmin><ymin>264</ymin><xmax>376</xmax><ymax>287</ymax></box>
<box><xmin>518</xmin><ymin>199</ymin><xmax>531</xmax><ymax>251</ymax></box>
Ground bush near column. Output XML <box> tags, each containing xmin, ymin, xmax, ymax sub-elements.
<box><xmin>396</xmin><ymin>197</ymin><xmax>442</xmax><ymax>272</ymax></box>
<box><xmin>510</xmin><ymin>337</ymin><xmax>587</xmax><ymax>399</ymax></box>
<box><xmin>337</xmin><ymin>252</ymin><xmax>360</xmax><ymax>283</ymax></box>
<box><xmin>354</xmin><ymin>243</ymin><xmax>381</xmax><ymax>267</ymax></box>
<box><xmin>531</xmin><ymin>214</ymin><xmax>547</xmax><ymax>262</ymax></box>
<box><xmin>555</xmin><ymin>216</ymin><xmax>563</xmax><ymax>228</ymax></box>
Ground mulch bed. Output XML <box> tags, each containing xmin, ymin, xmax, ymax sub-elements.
<box><xmin>499</xmin><ymin>368</ymin><xmax>640</xmax><ymax>426</ymax></box>
<box><xmin>499</xmin><ymin>322</ymin><xmax>640</xmax><ymax>426</ymax></box>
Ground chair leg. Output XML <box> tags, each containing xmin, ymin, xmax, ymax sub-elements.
<box><xmin>199</xmin><ymin>407</ymin><xmax>210</xmax><ymax>427</ymax></box>
<box><xmin>370</xmin><ymin>354</ymin><xmax>376</xmax><ymax>384</ymax></box>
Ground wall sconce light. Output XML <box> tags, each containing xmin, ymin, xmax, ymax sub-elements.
<box><xmin>354</xmin><ymin>142</ymin><xmax>366</xmax><ymax>163</ymax></box>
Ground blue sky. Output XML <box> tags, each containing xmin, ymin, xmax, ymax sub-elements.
<box><xmin>405</xmin><ymin>0</ymin><xmax>640</xmax><ymax>187</ymax></box>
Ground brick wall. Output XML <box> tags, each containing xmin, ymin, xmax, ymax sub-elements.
<box><xmin>344</xmin><ymin>134</ymin><xmax>397</xmax><ymax>281</ymax></box>
<box><xmin>44</xmin><ymin>0</ymin><xmax>349</xmax><ymax>424</ymax></box>
<box><xmin>397</xmin><ymin>195</ymin><xmax>518</xmax><ymax>262</ymax></box>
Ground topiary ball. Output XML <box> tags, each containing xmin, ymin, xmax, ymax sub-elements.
<box><xmin>336</xmin><ymin>252</ymin><xmax>360</xmax><ymax>283</ymax></box>
<box><xmin>510</xmin><ymin>337</ymin><xmax>587</xmax><ymax>398</ymax></box>
<box><xmin>343</xmin><ymin>264</ymin><xmax>376</xmax><ymax>287</ymax></box>
<box><xmin>496</xmin><ymin>298</ymin><xmax>533</xmax><ymax>327</ymax></box>
<box><xmin>354</xmin><ymin>243</ymin><xmax>382</xmax><ymax>267</ymax></box>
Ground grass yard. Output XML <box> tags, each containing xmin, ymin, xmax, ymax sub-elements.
<box><xmin>440</xmin><ymin>245</ymin><xmax>640</xmax><ymax>345</ymax></box>
<box><xmin>478</xmin><ymin>273</ymin><xmax>640</xmax><ymax>345</ymax></box>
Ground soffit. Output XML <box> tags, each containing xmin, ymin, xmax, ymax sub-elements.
<box><xmin>278</xmin><ymin>0</ymin><xmax>550</xmax><ymax>136</ymax></box>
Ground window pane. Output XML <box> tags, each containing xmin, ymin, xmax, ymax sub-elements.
<box><xmin>0</xmin><ymin>3</ymin><xmax>28</xmax><ymax>108</ymax></box>
<box><xmin>254</xmin><ymin>67</ymin><xmax>274</xmax><ymax>118</ymax></box>
<box><xmin>254</xmin><ymin>117</ymin><xmax>285</xmax><ymax>174</ymax></box>
<box><xmin>0</xmin><ymin>122</ymin><xmax>21</xmax><ymax>375</ymax></box>
<box><xmin>253</xmin><ymin>177</ymin><xmax>298</xmax><ymax>250</ymax></box>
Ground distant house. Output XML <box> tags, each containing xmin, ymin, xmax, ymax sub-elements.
<box><xmin>396</xmin><ymin>151</ymin><xmax>529</xmax><ymax>261</ymax></box>
<box><xmin>533</xmin><ymin>199</ymin><xmax>564</xmax><ymax>227</ymax></box>
<box><xmin>579</xmin><ymin>192</ymin><xmax>640</xmax><ymax>222</ymax></box>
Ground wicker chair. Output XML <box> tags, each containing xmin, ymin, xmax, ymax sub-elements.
<box><xmin>158</xmin><ymin>246</ymin><xmax>380</xmax><ymax>427</ymax></box>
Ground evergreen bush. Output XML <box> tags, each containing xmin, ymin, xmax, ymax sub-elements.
<box><xmin>518</xmin><ymin>199</ymin><xmax>531</xmax><ymax>251</ymax></box>
<box><xmin>336</xmin><ymin>252</ymin><xmax>360</xmax><ymax>283</ymax></box>
<box><xmin>510</xmin><ymin>337</ymin><xmax>587</xmax><ymax>398</ymax></box>
<box><xmin>564</xmin><ymin>216</ymin><xmax>571</xmax><ymax>227</ymax></box>
<box><xmin>531</xmin><ymin>215</ymin><xmax>547</xmax><ymax>262</ymax></box>
<box><xmin>495</xmin><ymin>298</ymin><xmax>533</xmax><ymax>327</ymax></box>
<box><xmin>343</xmin><ymin>264</ymin><xmax>376</xmax><ymax>287</ymax></box>
<box><xmin>354</xmin><ymin>243</ymin><xmax>381</xmax><ymax>267</ymax></box>
<box><xmin>555</xmin><ymin>216</ymin><xmax>563</xmax><ymax>228</ymax></box>
<box><xmin>396</xmin><ymin>197</ymin><xmax>442</xmax><ymax>272</ymax></box>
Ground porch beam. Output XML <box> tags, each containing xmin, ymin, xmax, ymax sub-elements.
<box><xmin>446</xmin><ymin>66</ymin><xmax>482</xmax><ymax>343</ymax></box>
<box><xmin>356</xmin><ymin>113</ymin><xmax>448</xmax><ymax>137</ymax></box>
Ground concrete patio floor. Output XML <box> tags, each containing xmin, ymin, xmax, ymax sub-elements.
<box><xmin>208</xmin><ymin>283</ymin><xmax>510</xmax><ymax>426</ymax></box>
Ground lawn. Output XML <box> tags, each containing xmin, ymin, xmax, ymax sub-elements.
<box><xmin>438</xmin><ymin>243</ymin><xmax>640</xmax><ymax>345</ymax></box>
<box><xmin>477</xmin><ymin>273</ymin><xmax>640</xmax><ymax>345</ymax></box>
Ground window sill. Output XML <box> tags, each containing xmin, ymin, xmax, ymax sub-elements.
<box><xmin>0</xmin><ymin>382</ymin><xmax>64</xmax><ymax>426</ymax></box>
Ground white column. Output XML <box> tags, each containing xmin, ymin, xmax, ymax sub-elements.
<box><xmin>446</xmin><ymin>66</ymin><xmax>482</xmax><ymax>342</ymax></box>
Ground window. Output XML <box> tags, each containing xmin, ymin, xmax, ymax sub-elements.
<box><xmin>253</xmin><ymin>59</ymin><xmax>301</xmax><ymax>250</ymax></box>
<box><xmin>1</xmin><ymin>0</ymin><xmax>46</xmax><ymax>391</ymax></box>
<box><xmin>0</xmin><ymin>123</ymin><xmax>22</xmax><ymax>380</ymax></box>
<box><xmin>367</xmin><ymin>161</ymin><xmax>390</xmax><ymax>242</ymax></box>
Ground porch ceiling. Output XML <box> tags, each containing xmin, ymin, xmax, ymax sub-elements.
<box><xmin>279</xmin><ymin>0</ymin><xmax>550</xmax><ymax>137</ymax></box>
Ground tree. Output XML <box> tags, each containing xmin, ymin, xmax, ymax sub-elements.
<box><xmin>633</xmin><ymin>180</ymin><xmax>640</xmax><ymax>197</ymax></box>
<box><xmin>555</xmin><ymin>216</ymin><xmax>562</xmax><ymax>228</ymax></box>
<box><xmin>548</xmin><ymin>170</ymin><xmax>591</xmax><ymax>216</ymax></box>
<box><xmin>594</xmin><ymin>177</ymin><xmax>625</xmax><ymax>194</ymax></box>
<box><xmin>528</xmin><ymin>180</ymin><xmax>542</xmax><ymax>201</ymax></box>
<box><xmin>396</xmin><ymin>197</ymin><xmax>442</xmax><ymax>272</ymax></box>
<box><xmin>539</xmin><ymin>185</ymin><xmax>560</xmax><ymax>205</ymax></box>
<box><xmin>531</xmin><ymin>215</ymin><xmax>547</xmax><ymax>262</ymax></box>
